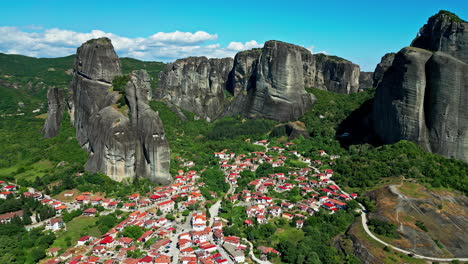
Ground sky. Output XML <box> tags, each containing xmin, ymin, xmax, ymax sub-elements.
<box><xmin>1</xmin><ymin>0</ymin><xmax>467</xmax><ymax>71</ymax></box>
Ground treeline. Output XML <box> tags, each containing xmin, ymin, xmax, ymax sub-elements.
<box><xmin>207</xmin><ymin>117</ymin><xmax>276</xmax><ymax>140</ymax></box>
<box><xmin>334</xmin><ymin>141</ymin><xmax>468</xmax><ymax>193</ymax></box>
<box><xmin>0</xmin><ymin>223</ymin><xmax>56</xmax><ymax>263</ymax></box>
<box><xmin>0</xmin><ymin>194</ymin><xmax>55</xmax><ymax>224</ymax></box>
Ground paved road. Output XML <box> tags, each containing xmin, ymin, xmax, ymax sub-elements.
<box><xmin>242</xmin><ymin>238</ymin><xmax>271</xmax><ymax>264</ymax></box>
<box><xmin>358</xmin><ymin>204</ymin><xmax>468</xmax><ymax>262</ymax></box>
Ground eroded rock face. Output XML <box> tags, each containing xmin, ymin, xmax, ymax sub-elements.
<box><xmin>158</xmin><ymin>57</ymin><xmax>233</xmax><ymax>120</ymax></box>
<box><xmin>126</xmin><ymin>70</ymin><xmax>171</xmax><ymax>185</ymax></box>
<box><xmin>246</xmin><ymin>40</ymin><xmax>316</xmax><ymax>121</ymax></box>
<box><xmin>42</xmin><ymin>88</ymin><xmax>65</xmax><ymax>138</ymax></box>
<box><xmin>373</xmin><ymin>12</ymin><xmax>468</xmax><ymax>162</ymax></box>
<box><xmin>226</xmin><ymin>49</ymin><xmax>261</xmax><ymax>96</ymax></box>
<box><xmin>359</xmin><ymin>72</ymin><xmax>373</xmax><ymax>90</ymax></box>
<box><xmin>411</xmin><ymin>10</ymin><xmax>468</xmax><ymax>63</ymax></box>
<box><xmin>224</xmin><ymin>41</ymin><xmax>316</xmax><ymax>121</ymax></box>
<box><xmin>308</xmin><ymin>54</ymin><xmax>361</xmax><ymax>93</ymax></box>
<box><xmin>373</xmin><ymin>53</ymin><xmax>395</xmax><ymax>88</ymax></box>
<box><xmin>159</xmin><ymin>40</ymin><xmax>361</xmax><ymax>122</ymax></box>
<box><xmin>47</xmin><ymin>38</ymin><xmax>172</xmax><ymax>184</ymax></box>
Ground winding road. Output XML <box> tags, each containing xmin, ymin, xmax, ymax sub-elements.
<box><xmin>357</xmin><ymin>203</ymin><xmax>468</xmax><ymax>262</ymax></box>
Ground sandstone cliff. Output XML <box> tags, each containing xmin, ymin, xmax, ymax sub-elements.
<box><xmin>42</xmin><ymin>88</ymin><xmax>66</xmax><ymax>138</ymax></box>
<box><xmin>373</xmin><ymin>11</ymin><xmax>468</xmax><ymax>162</ymax></box>
<box><xmin>46</xmin><ymin>38</ymin><xmax>171</xmax><ymax>184</ymax></box>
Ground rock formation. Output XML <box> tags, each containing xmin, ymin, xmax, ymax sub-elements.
<box><xmin>126</xmin><ymin>70</ymin><xmax>171</xmax><ymax>185</ymax></box>
<box><xmin>159</xmin><ymin>40</ymin><xmax>362</xmax><ymax>122</ymax></box>
<box><xmin>42</xmin><ymin>88</ymin><xmax>65</xmax><ymax>138</ymax></box>
<box><xmin>411</xmin><ymin>10</ymin><xmax>468</xmax><ymax>63</ymax></box>
<box><xmin>359</xmin><ymin>72</ymin><xmax>373</xmax><ymax>90</ymax></box>
<box><xmin>307</xmin><ymin>53</ymin><xmax>361</xmax><ymax>94</ymax></box>
<box><xmin>226</xmin><ymin>49</ymin><xmax>261</xmax><ymax>96</ymax></box>
<box><xmin>373</xmin><ymin>11</ymin><xmax>468</xmax><ymax>162</ymax></box>
<box><xmin>158</xmin><ymin>57</ymin><xmax>233</xmax><ymax>121</ymax></box>
<box><xmin>372</xmin><ymin>53</ymin><xmax>395</xmax><ymax>88</ymax></box>
<box><xmin>225</xmin><ymin>40</ymin><xmax>316</xmax><ymax>121</ymax></box>
<box><xmin>46</xmin><ymin>38</ymin><xmax>171</xmax><ymax>184</ymax></box>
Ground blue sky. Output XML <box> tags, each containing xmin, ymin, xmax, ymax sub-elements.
<box><xmin>1</xmin><ymin>0</ymin><xmax>467</xmax><ymax>71</ymax></box>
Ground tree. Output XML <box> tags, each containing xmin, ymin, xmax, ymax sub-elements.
<box><xmin>157</xmin><ymin>209</ymin><xmax>163</xmax><ymax>216</ymax></box>
<box><xmin>122</xmin><ymin>225</ymin><xmax>144</xmax><ymax>240</ymax></box>
<box><xmin>31</xmin><ymin>247</ymin><xmax>46</xmax><ymax>262</ymax></box>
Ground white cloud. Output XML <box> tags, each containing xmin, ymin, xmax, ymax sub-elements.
<box><xmin>0</xmin><ymin>27</ymin><xmax>264</xmax><ymax>62</ymax></box>
<box><xmin>306</xmin><ymin>45</ymin><xmax>327</xmax><ymax>55</ymax></box>
<box><xmin>226</xmin><ymin>40</ymin><xmax>262</xmax><ymax>51</ymax></box>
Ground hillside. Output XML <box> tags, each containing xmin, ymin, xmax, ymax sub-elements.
<box><xmin>0</xmin><ymin>52</ymin><xmax>166</xmax><ymax>114</ymax></box>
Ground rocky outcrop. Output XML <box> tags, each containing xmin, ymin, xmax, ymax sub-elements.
<box><xmin>284</xmin><ymin>121</ymin><xmax>310</xmax><ymax>140</ymax></box>
<box><xmin>159</xmin><ymin>40</ymin><xmax>362</xmax><ymax>122</ymax></box>
<box><xmin>227</xmin><ymin>41</ymin><xmax>316</xmax><ymax>121</ymax></box>
<box><xmin>158</xmin><ymin>57</ymin><xmax>233</xmax><ymax>121</ymax></box>
<box><xmin>307</xmin><ymin>54</ymin><xmax>361</xmax><ymax>93</ymax></box>
<box><xmin>226</xmin><ymin>49</ymin><xmax>261</xmax><ymax>96</ymax></box>
<box><xmin>359</xmin><ymin>72</ymin><xmax>373</xmax><ymax>90</ymax></box>
<box><xmin>373</xmin><ymin>11</ymin><xmax>468</xmax><ymax>162</ymax></box>
<box><xmin>126</xmin><ymin>70</ymin><xmax>171</xmax><ymax>185</ymax></box>
<box><xmin>411</xmin><ymin>10</ymin><xmax>467</xmax><ymax>63</ymax></box>
<box><xmin>372</xmin><ymin>53</ymin><xmax>395</xmax><ymax>88</ymax></box>
<box><xmin>42</xmin><ymin>88</ymin><xmax>65</xmax><ymax>138</ymax></box>
<box><xmin>47</xmin><ymin>38</ymin><xmax>171</xmax><ymax>184</ymax></box>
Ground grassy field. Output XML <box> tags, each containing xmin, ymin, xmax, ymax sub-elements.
<box><xmin>51</xmin><ymin>216</ymin><xmax>101</xmax><ymax>249</ymax></box>
<box><xmin>397</xmin><ymin>182</ymin><xmax>431</xmax><ymax>199</ymax></box>
<box><xmin>0</xmin><ymin>159</ymin><xmax>54</xmax><ymax>181</ymax></box>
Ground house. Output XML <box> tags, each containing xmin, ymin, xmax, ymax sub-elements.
<box><xmin>0</xmin><ymin>210</ymin><xmax>23</xmax><ymax>224</ymax></box>
<box><xmin>223</xmin><ymin>243</ymin><xmax>245</xmax><ymax>263</ymax></box>
<box><xmin>77</xmin><ymin>236</ymin><xmax>93</xmax><ymax>246</ymax></box>
<box><xmin>318</xmin><ymin>150</ymin><xmax>328</xmax><ymax>156</ymax></box>
<box><xmin>46</xmin><ymin>218</ymin><xmax>64</xmax><ymax>231</ymax></box>
<box><xmin>83</xmin><ymin>208</ymin><xmax>98</xmax><ymax>216</ymax></box>
<box><xmin>224</xmin><ymin>236</ymin><xmax>241</xmax><ymax>247</ymax></box>
<box><xmin>296</xmin><ymin>220</ymin><xmax>304</xmax><ymax>229</ymax></box>
<box><xmin>282</xmin><ymin>213</ymin><xmax>293</xmax><ymax>220</ymax></box>
<box><xmin>47</xmin><ymin>247</ymin><xmax>61</xmax><ymax>257</ymax></box>
<box><xmin>258</xmin><ymin>246</ymin><xmax>280</xmax><ymax>257</ymax></box>
<box><xmin>139</xmin><ymin>256</ymin><xmax>153</xmax><ymax>263</ymax></box>
<box><xmin>154</xmin><ymin>255</ymin><xmax>171</xmax><ymax>264</ymax></box>
<box><xmin>0</xmin><ymin>191</ymin><xmax>11</xmax><ymax>199</ymax></box>
<box><xmin>137</xmin><ymin>230</ymin><xmax>153</xmax><ymax>243</ymax></box>
<box><xmin>99</xmin><ymin>236</ymin><xmax>114</xmax><ymax>246</ymax></box>
<box><xmin>157</xmin><ymin>200</ymin><xmax>174</xmax><ymax>213</ymax></box>
<box><xmin>3</xmin><ymin>185</ymin><xmax>16</xmax><ymax>191</ymax></box>
<box><xmin>117</xmin><ymin>237</ymin><xmax>134</xmax><ymax>247</ymax></box>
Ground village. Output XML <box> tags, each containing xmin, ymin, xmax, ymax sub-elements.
<box><xmin>0</xmin><ymin>139</ymin><xmax>358</xmax><ymax>264</ymax></box>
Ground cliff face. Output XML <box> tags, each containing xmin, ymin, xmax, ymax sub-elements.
<box><xmin>42</xmin><ymin>88</ymin><xmax>65</xmax><ymax>138</ymax></box>
<box><xmin>308</xmin><ymin>54</ymin><xmax>361</xmax><ymax>93</ymax></box>
<box><xmin>158</xmin><ymin>57</ymin><xmax>233</xmax><ymax>121</ymax></box>
<box><xmin>359</xmin><ymin>72</ymin><xmax>373</xmax><ymax>90</ymax></box>
<box><xmin>373</xmin><ymin>12</ymin><xmax>468</xmax><ymax>162</ymax></box>
<box><xmin>372</xmin><ymin>53</ymin><xmax>395</xmax><ymax>88</ymax></box>
<box><xmin>225</xmin><ymin>41</ymin><xmax>316</xmax><ymax>121</ymax></box>
<box><xmin>411</xmin><ymin>10</ymin><xmax>468</xmax><ymax>63</ymax></box>
<box><xmin>159</xmin><ymin>40</ymin><xmax>362</xmax><ymax>122</ymax></box>
<box><xmin>126</xmin><ymin>70</ymin><xmax>171</xmax><ymax>185</ymax></box>
<box><xmin>46</xmin><ymin>38</ymin><xmax>171</xmax><ymax>184</ymax></box>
